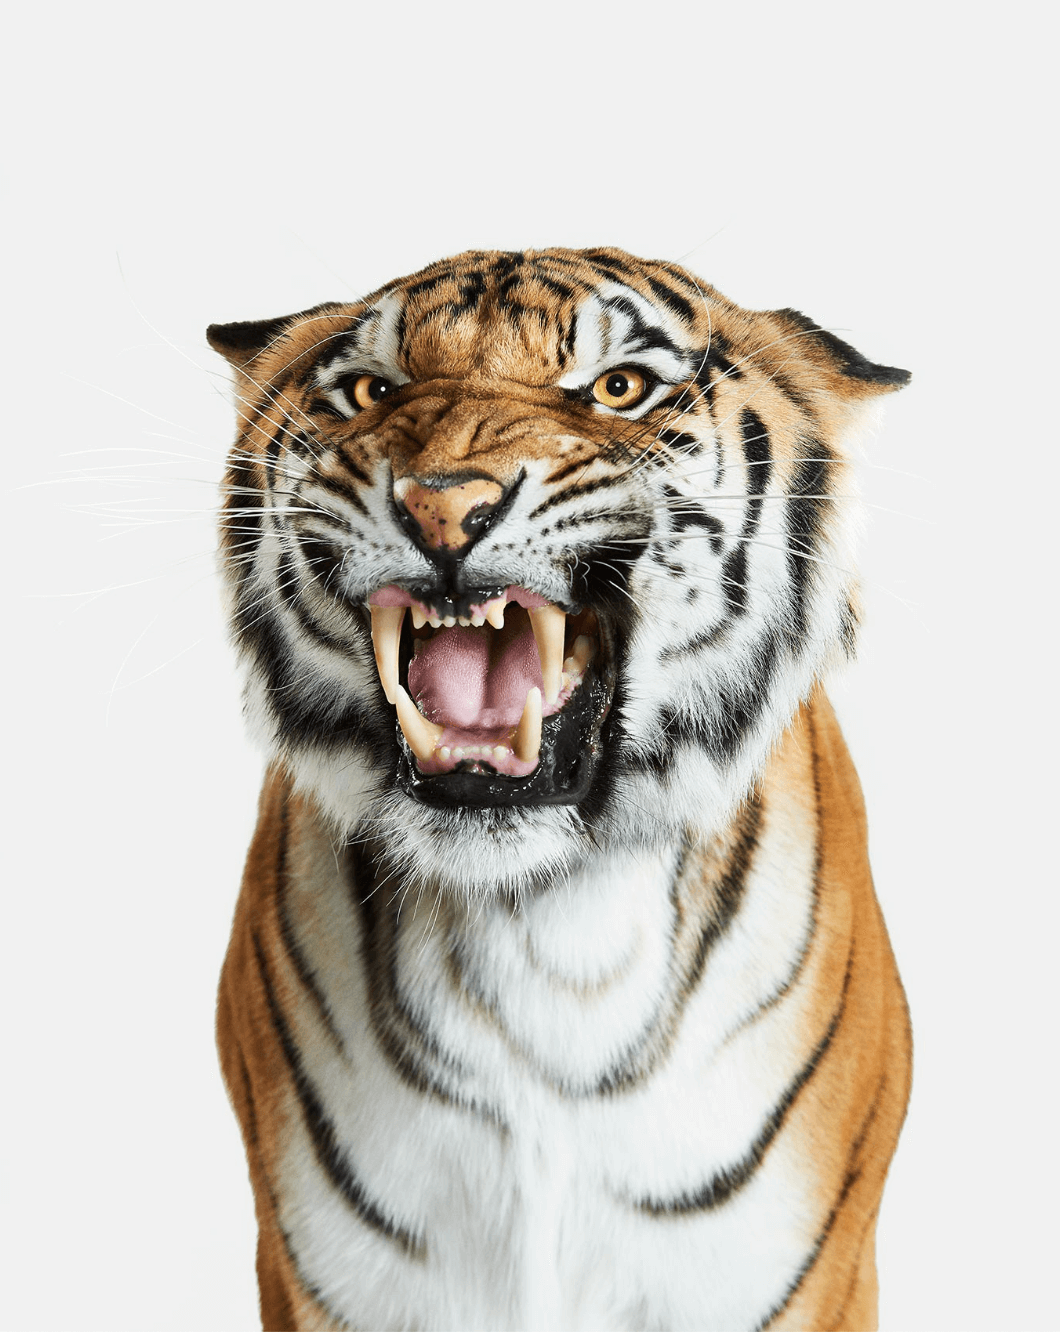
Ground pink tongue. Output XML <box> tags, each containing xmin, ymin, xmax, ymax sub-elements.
<box><xmin>408</xmin><ymin>620</ymin><xmax>544</xmax><ymax>729</ymax></box>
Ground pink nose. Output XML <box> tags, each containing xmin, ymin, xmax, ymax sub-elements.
<box><xmin>393</xmin><ymin>477</ymin><xmax>505</xmax><ymax>552</ymax></box>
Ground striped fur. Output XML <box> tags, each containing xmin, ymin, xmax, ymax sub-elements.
<box><xmin>210</xmin><ymin>248</ymin><xmax>911</xmax><ymax>1331</ymax></box>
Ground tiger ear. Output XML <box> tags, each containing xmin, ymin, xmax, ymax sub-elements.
<box><xmin>771</xmin><ymin>308</ymin><xmax>911</xmax><ymax>398</ymax></box>
<box><xmin>206</xmin><ymin>315</ymin><xmax>294</xmax><ymax>369</ymax></box>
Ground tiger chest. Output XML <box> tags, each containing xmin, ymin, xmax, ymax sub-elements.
<box><xmin>269</xmin><ymin>827</ymin><xmax>822</xmax><ymax>1331</ymax></box>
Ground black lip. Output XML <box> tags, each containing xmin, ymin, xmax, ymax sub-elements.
<box><xmin>396</xmin><ymin>660</ymin><xmax>614</xmax><ymax>809</ymax></box>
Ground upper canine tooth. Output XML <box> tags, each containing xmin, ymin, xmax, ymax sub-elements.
<box><xmin>529</xmin><ymin>605</ymin><xmax>566</xmax><ymax>705</ymax></box>
<box><xmin>485</xmin><ymin>599</ymin><xmax>506</xmax><ymax>630</ymax></box>
<box><xmin>394</xmin><ymin>686</ymin><xmax>444</xmax><ymax>761</ymax></box>
<box><xmin>370</xmin><ymin>605</ymin><xmax>404</xmax><ymax>704</ymax></box>
<box><xmin>513</xmin><ymin>686</ymin><xmax>543</xmax><ymax>765</ymax></box>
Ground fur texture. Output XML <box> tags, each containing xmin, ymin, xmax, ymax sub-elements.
<box><xmin>211</xmin><ymin>247</ymin><xmax>911</xmax><ymax>1331</ymax></box>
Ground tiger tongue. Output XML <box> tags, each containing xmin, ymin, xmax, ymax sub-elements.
<box><xmin>408</xmin><ymin>621</ymin><xmax>544</xmax><ymax>730</ymax></box>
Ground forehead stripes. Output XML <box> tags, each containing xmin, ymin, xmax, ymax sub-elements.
<box><xmin>308</xmin><ymin>252</ymin><xmax>704</xmax><ymax>425</ymax></box>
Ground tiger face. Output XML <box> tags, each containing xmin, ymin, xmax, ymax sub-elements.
<box><xmin>209</xmin><ymin>247</ymin><xmax>907</xmax><ymax>896</ymax></box>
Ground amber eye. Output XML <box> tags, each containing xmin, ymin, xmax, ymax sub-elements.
<box><xmin>350</xmin><ymin>374</ymin><xmax>395</xmax><ymax>409</ymax></box>
<box><xmin>592</xmin><ymin>368</ymin><xmax>647</xmax><ymax>409</ymax></box>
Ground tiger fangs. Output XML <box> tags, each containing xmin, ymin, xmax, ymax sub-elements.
<box><xmin>367</xmin><ymin>586</ymin><xmax>600</xmax><ymax>788</ymax></box>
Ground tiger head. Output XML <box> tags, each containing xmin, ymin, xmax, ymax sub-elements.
<box><xmin>209</xmin><ymin>248</ymin><xmax>907</xmax><ymax>896</ymax></box>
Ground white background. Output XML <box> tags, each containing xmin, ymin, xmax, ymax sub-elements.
<box><xmin>4</xmin><ymin>2</ymin><xmax>1056</xmax><ymax>1329</ymax></box>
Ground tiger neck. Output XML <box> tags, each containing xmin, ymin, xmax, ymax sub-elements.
<box><xmin>332</xmin><ymin>797</ymin><xmax>764</xmax><ymax>1099</ymax></box>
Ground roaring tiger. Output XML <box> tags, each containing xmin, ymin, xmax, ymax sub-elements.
<box><xmin>209</xmin><ymin>247</ymin><xmax>912</xmax><ymax>1332</ymax></box>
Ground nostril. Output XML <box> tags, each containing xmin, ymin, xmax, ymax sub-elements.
<box><xmin>393</xmin><ymin>475</ymin><xmax>506</xmax><ymax>553</ymax></box>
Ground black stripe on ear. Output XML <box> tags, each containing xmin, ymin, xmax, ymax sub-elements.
<box><xmin>776</xmin><ymin>308</ymin><xmax>911</xmax><ymax>388</ymax></box>
<box><xmin>206</xmin><ymin>315</ymin><xmax>294</xmax><ymax>367</ymax></box>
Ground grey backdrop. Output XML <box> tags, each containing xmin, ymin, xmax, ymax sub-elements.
<box><xmin>5</xmin><ymin>2</ymin><xmax>1055</xmax><ymax>1328</ymax></box>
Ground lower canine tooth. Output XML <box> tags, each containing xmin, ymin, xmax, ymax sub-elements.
<box><xmin>513</xmin><ymin>686</ymin><xmax>543</xmax><ymax>765</ymax></box>
<box><xmin>370</xmin><ymin>605</ymin><xmax>404</xmax><ymax>704</ymax></box>
<box><xmin>394</xmin><ymin>686</ymin><xmax>444</xmax><ymax>761</ymax></box>
<box><xmin>530</xmin><ymin>604</ymin><xmax>566</xmax><ymax>705</ymax></box>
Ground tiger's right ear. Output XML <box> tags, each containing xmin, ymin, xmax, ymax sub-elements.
<box><xmin>206</xmin><ymin>315</ymin><xmax>294</xmax><ymax>370</ymax></box>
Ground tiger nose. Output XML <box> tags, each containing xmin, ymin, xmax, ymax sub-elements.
<box><xmin>393</xmin><ymin>476</ymin><xmax>506</xmax><ymax>553</ymax></box>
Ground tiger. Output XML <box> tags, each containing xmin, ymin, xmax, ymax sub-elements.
<box><xmin>209</xmin><ymin>246</ymin><xmax>912</xmax><ymax>1332</ymax></box>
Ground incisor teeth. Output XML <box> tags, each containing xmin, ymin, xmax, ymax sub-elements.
<box><xmin>471</xmin><ymin>614</ymin><xmax>486</xmax><ymax>627</ymax></box>
<box><xmin>394</xmin><ymin>686</ymin><xmax>444</xmax><ymax>761</ymax></box>
<box><xmin>530</xmin><ymin>605</ymin><xmax>566</xmax><ymax>705</ymax></box>
<box><xmin>369</xmin><ymin>605</ymin><xmax>404</xmax><ymax>704</ymax></box>
<box><xmin>513</xmin><ymin>686</ymin><xmax>543</xmax><ymax>765</ymax></box>
<box><xmin>411</xmin><ymin>606</ymin><xmax>428</xmax><ymax>630</ymax></box>
<box><xmin>485</xmin><ymin>599</ymin><xmax>506</xmax><ymax>630</ymax></box>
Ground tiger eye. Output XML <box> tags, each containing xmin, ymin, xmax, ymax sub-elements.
<box><xmin>592</xmin><ymin>368</ymin><xmax>647</xmax><ymax>409</ymax></box>
<box><xmin>351</xmin><ymin>374</ymin><xmax>394</xmax><ymax>409</ymax></box>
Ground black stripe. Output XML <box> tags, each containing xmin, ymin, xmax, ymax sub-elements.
<box><xmin>692</xmin><ymin>336</ymin><xmax>742</xmax><ymax>408</ymax></box>
<box><xmin>652</xmin><ymin>390</ymin><xmax>696</xmax><ymax>420</ymax></box>
<box><xmin>713</xmin><ymin>410</ymin><xmax>771</xmax><ymax>619</ymax></box>
<box><xmin>404</xmin><ymin>271</ymin><xmax>450</xmax><ymax>300</ymax></box>
<box><xmin>252</xmin><ymin>929</ymin><xmax>426</xmax><ymax>1259</ymax></box>
<box><xmin>230</xmin><ymin>1039</ymin><xmax>342</xmax><ymax>1324</ymax></box>
<box><xmin>264</xmin><ymin>418</ymin><xmax>292</xmax><ymax>488</ymax></box>
<box><xmin>785</xmin><ymin>447</ymin><xmax>832</xmax><ymax>651</ymax></box>
<box><xmin>581</xmin><ymin>252</ymin><xmax>635</xmax><ymax>282</ymax></box>
<box><xmin>346</xmin><ymin>846</ymin><xmax>504</xmax><ymax>1122</ymax></box>
<box><xmin>310</xmin><ymin>467</ymin><xmax>369</xmax><ymax>512</ymax></box>
<box><xmin>275</xmin><ymin>545</ymin><xmax>357</xmax><ymax>654</ymax></box>
<box><xmin>637</xmin><ymin>940</ymin><xmax>854</xmax><ymax>1217</ymax></box>
<box><xmin>602</xmin><ymin>294</ymin><xmax>682</xmax><ymax>357</ymax></box>
<box><xmin>531</xmin><ymin>271</ymin><xmax>581</xmax><ymax>304</ymax></box>
<box><xmin>234</xmin><ymin>595</ymin><xmax>389</xmax><ymax>753</ymax></box>
<box><xmin>295</xmin><ymin>533</ymin><xmax>345</xmax><ymax>590</ymax></box>
<box><xmin>268</xmin><ymin>791</ymin><xmax>350</xmax><ymax>1057</ymax></box>
<box><xmin>452</xmin><ymin>270</ymin><xmax>488</xmax><ymax>316</ymax></box>
<box><xmin>662</xmin><ymin>484</ymin><xmax>724</xmax><ymax>554</ymax></box>
<box><xmin>646</xmin><ymin>275</ymin><xmax>698</xmax><ymax>325</ymax></box>
<box><xmin>636</xmin><ymin>627</ymin><xmax>781</xmax><ymax>769</ymax></box>
<box><xmin>720</xmin><ymin>712</ymin><xmax>824</xmax><ymax>1045</ymax></box>
<box><xmin>679</xmin><ymin>798</ymin><xmax>762</xmax><ymax>999</ymax></box>
<box><xmin>742</xmin><ymin>409</ymin><xmax>772</xmax><ymax>497</ymax></box>
<box><xmin>528</xmin><ymin>474</ymin><xmax>626</xmax><ymax>518</ymax></box>
<box><xmin>221</xmin><ymin>462</ymin><xmax>263</xmax><ymax>595</ymax></box>
<box><xmin>543</xmin><ymin>457</ymin><xmax>595</xmax><ymax>486</ymax></box>
<box><xmin>317</xmin><ymin>311</ymin><xmax>376</xmax><ymax>377</ymax></box>
<box><xmin>754</xmin><ymin>1070</ymin><xmax>886</xmax><ymax>1332</ymax></box>
<box><xmin>657</xmin><ymin>427</ymin><xmax>703</xmax><ymax>456</ymax></box>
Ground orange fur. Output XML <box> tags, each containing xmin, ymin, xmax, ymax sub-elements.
<box><xmin>212</xmin><ymin>249</ymin><xmax>911</xmax><ymax>1331</ymax></box>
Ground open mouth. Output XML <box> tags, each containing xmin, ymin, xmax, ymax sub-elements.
<box><xmin>367</xmin><ymin>584</ymin><xmax>613</xmax><ymax>807</ymax></box>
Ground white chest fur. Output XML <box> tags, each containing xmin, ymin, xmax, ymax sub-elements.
<box><xmin>270</xmin><ymin>790</ymin><xmax>822</xmax><ymax>1332</ymax></box>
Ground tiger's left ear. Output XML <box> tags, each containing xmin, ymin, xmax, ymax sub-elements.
<box><xmin>772</xmin><ymin>308</ymin><xmax>911</xmax><ymax>398</ymax></box>
<box><xmin>206</xmin><ymin>314</ymin><xmax>295</xmax><ymax>370</ymax></box>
